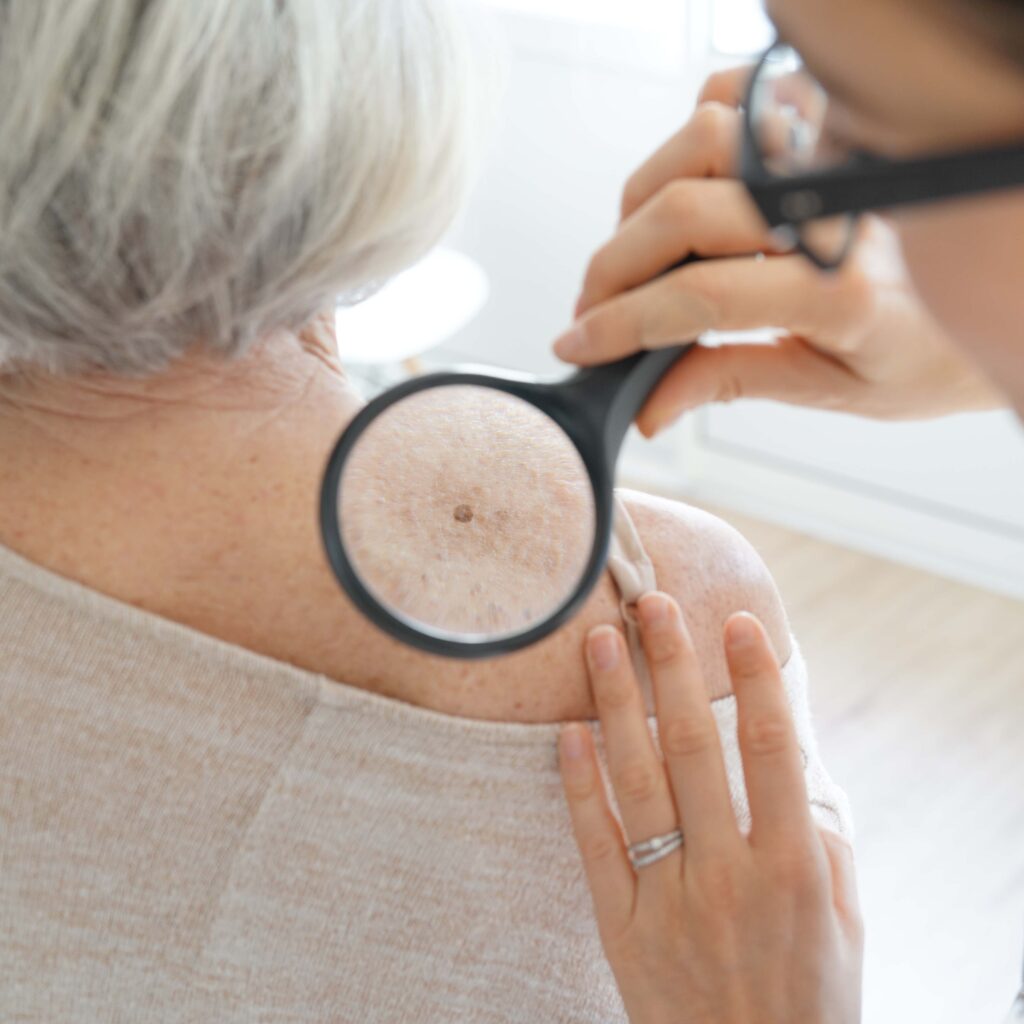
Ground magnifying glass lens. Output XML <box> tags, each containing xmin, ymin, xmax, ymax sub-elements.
<box><xmin>749</xmin><ymin>43</ymin><xmax>857</xmax><ymax>265</ymax></box>
<box><xmin>335</xmin><ymin>385</ymin><xmax>597</xmax><ymax>644</ymax></box>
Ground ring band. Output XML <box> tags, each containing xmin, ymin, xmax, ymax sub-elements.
<box><xmin>627</xmin><ymin>827</ymin><xmax>684</xmax><ymax>870</ymax></box>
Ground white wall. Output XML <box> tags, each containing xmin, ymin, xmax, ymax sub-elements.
<box><xmin>434</xmin><ymin>0</ymin><xmax>1024</xmax><ymax>599</ymax></box>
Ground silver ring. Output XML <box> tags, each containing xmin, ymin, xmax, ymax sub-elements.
<box><xmin>627</xmin><ymin>827</ymin><xmax>684</xmax><ymax>870</ymax></box>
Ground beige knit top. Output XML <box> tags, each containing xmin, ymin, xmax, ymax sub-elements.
<box><xmin>0</xmin><ymin>497</ymin><xmax>852</xmax><ymax>1023</ymax></box>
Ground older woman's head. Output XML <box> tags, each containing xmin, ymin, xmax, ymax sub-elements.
<box><xmin>0</xmin><ymin>0</ymin><xmax>489</xmax><ymax>379</ymax></box>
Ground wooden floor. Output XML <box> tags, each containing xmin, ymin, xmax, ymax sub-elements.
<box><xmin>693</xmin><ymin>504</ymin><xmax>1024</xmax><ymax>1024</ymax></box>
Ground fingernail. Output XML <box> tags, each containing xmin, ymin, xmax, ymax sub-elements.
<box><xmin>726</xmin><ymin>613</ymin><xmax>760</xmax><ymax>651</ymax></box>
<box><xmin>561</xmin><ymin>725</ymin><xmax>585</xmax><ymax>760</ymax></box>
<box><xmin>553</xmin><ymin>324</ymin><xmax>587</xmax><ymax>361</ymax></box>
<box><xmin>637</xmin><ymin>414</ymin><xmax>658</xmax><ymax>438</ymax></box>
<box><xmin>587</xmin><ymin>627</ymin><xmax>620</xmax><ymax>671</ymax></box>
<box><xmin>638</xmin><ymin>592</ymin><xmax>671</xmax><ymax>628</ymax></box>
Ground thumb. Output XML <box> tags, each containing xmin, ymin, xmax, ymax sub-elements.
<box><xmin>636</xmin><ymin>336</ymin><xmax>859</xmax><ymax>436</ymax></box>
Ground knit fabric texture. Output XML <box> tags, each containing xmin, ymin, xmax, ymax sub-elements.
<box><xmin>0</xmin><ymin>499</ymin><xmax>852</xmax><ymax>1022</ymax></box>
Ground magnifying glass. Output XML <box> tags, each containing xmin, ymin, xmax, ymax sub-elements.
<box><xmin>319</xmin><ymin>259</ymin><xmax>697</xmax><ymax>659</ymax></box>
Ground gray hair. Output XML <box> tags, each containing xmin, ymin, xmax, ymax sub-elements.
<box><xmin>0</xmin><ymin>0</ymin><xmax>494</xmax><ymax>377</ymax></box>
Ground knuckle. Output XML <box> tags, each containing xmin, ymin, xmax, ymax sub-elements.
<box><xmin>597</xmin><ymin>676</ymin><xmax>637</xmax><ymax>709</ymax></box>
<box><xmin>674</xmin><ymin>263</ymin><xmax>724</xmax><ymax>329</ymax></box>
<box><xmin>739</xmin><ymin>712</ymin><xmax>791</xmax><ymax>757</ymax></box>
<box><xmin>615</xmin><ymin>918</ymin><xmax>683</xmax><ymax>974</ymax></box>
<box><xmin>614</xmin><ymin>758</ymin><xmax>663</xmax><ymax>804</ymax></box>
<box><xmin>662</xmin><ymin>179</ymin><xmax>698</xmax><ymax>225</ymax></box>
<box><xmin>713</xmin><ymin>344</ymin><xmax>746</xmax><ymax>404</ymax></box>
<box><xmin>771</xmin><ymin>846</ymin><xmax>829</xmax><ymax>897</ymax></box>
<box><xmin>661</xmin><ymin>713</ymin><xmax>716</xmax><ymax>759</ymax></box>
<box><xmin>585</xmin><ymin>300</ymin><xmax>642</xmax><ymax>355</ymax></box>
<box><xmin>696</xmin><ymin>859</ymin><xmax>742</xmax><ymax>917</ymax></box>
<box><xmin>643</xmin><ymin>630</ymin><xmax>681</xmax><ymax>667</ymax></box>
<box><xmin>563</xmin><ymin>772</ymin><xmax>599</xmax><ymax>801</ymax></box>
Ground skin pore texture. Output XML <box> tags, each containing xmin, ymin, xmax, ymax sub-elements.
<box><xmin>0</xmin><ymin>312</ymin><xmax>790</xmax><ymax>723</ymax></box>
<box><xmin>338</xmin><ymin>383</ymin><xmax>599</xmax><ymax>637</ymax></box>
<box><xmin>767</xmin><ymin>0</ymin><xmax>1024</xmax><ymax>418</ymax></box>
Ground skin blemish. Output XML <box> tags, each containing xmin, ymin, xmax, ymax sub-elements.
<box><xmin>453</xmin><ymin>503</ymin><xmax>474</xmax><ymax>523</ymax></box>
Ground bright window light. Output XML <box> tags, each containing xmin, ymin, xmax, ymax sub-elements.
<box><xmin>483</xmin><ymin>0</ymin><xmax>774</xmax><ymax>53</ymax></box>
<box><xmin>711</xmin><ymin>0</ymin><xmax>774</xmax><ymax>55</ymax></box>
<box><xmin>483</xmin><ymin>0</ymin><xmax>684</xmax><ymax>30</ymax></box>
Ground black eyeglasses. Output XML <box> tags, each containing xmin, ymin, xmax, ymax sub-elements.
<box><xmin>740</xmin><ymin>39</ymin><xmax>1024</xmax><ymax>270</ymax></box>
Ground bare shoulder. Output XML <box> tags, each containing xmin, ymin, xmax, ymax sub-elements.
<box><xmin>292</xmin><ymin>389</ymin><xmax>793</xmax><ymax>721</ymax></box>
<box><xmin>419</xmin><ymin>486</ymin><xmax>794</xmax><ymax>722</ymax></box>
<box><xmin>615</xmin><ymin>488</ymin><xmax>792</xmax><ymax>698</ymax></box>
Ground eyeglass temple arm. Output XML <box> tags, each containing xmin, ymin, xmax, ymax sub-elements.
<box><xmin>749</xmin><ymin>145</ymin><xmax>1024</xmax><ymax>227</ymax></box>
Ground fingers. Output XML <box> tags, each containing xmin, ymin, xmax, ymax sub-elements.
<box><xmin>634</xmin><ymin>337</ymin><xmax>860</xmax><ymax>437</ymax></box>
<box><xmin>558</xmin><ymin>721</ymin><xmax>638</xmax><ymax>944</ymax></box>
<box><xmin>583</xmin><ymin>626</ymin><xmax>685</xmax><ymax>887</ymax></box>
<box><xmin>636</xmin><ymin>593</ymin><xmax>741</xmax><ymax>860</ymax></box>
<box><xmin>556</xmin><ymin>249</ymin><xmax>867</xmax><ymax>368</ymax></box>
<box><xmin>619</xmin><ymin>103</ymin><xmax>743</xmax><ymax>223</ymax></box>
<box><xmin>696</xmin><ymin>65</ymin><xmax>757</xmax><ymax>107</ymax></box>
<box><xmin>576</xmin><ymin>179</ymin><xmax>782</xmax><ymax>317</ymax></box>
<box><xmin>725</xmin><ymin>612</ymin><xmax>815</xmax><ymax>848</ymax></box>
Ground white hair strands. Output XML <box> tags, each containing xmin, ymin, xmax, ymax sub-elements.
<box><xmin>0</xmin><ymin>0</ymin><xmax>497</xmax><ymax>378</ymax></box>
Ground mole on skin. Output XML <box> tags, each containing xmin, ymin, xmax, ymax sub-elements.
<box><xmin>453</xmin><ymin>504</ymin><xmax>474</xmax><ymax>523</ymax></box>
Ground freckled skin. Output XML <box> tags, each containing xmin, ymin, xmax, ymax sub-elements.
<box><xmin>324</xmin><ymin>386</ymin><xmax>793</xmax><ymax>718</ymax></box>
<box><xmin>0</xmin><ymin>331</ymin><xmax>794</xmax><ymax>724</ymax></box>
<box><xmin>339</xmin><ymin>386</ymin><xmax>597</xmax><ymax>636</ymax></box>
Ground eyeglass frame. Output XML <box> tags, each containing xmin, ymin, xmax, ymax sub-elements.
<box><xmin>739</xmin><ymin>37</ymin><xmax>1024</xmax><ymax>271</ymax></box>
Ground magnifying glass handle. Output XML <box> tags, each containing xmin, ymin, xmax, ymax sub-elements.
<box><xmin>561</xmin><ymin>344</ymin><xmax>693</xmax><ymax>458</ymax></box>
<box><xmin>558</xmin><ymin>253</ymin><xmax>701</xmax><ymax>469</ymax></box>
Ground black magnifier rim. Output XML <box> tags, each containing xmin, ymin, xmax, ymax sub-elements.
<box><xmin>319</xmin><ymin>370</ymin><xmax>614</xmax><ymax>659</ymax></box>
<box><xmin>739</xmin><ymin>39</ymin><xmax>859</xmax><ymax>271</ymax></box>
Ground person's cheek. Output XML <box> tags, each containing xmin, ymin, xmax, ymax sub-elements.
<box><xmin>887</xmin><ymin>207</ymin><xmax>968</xmax><ymax>341</ymax></box>
<box><xmin>889</xmin><ymin>194</ymin><xmax>1024</xmax><ymax>401</ymax></box>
